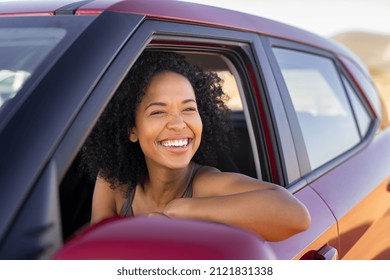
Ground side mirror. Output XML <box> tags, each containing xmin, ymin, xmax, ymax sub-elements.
<box><xmin>53</xmin><ymin>216</ymin><xmax>276</xmax><ymax>260</ymax></box>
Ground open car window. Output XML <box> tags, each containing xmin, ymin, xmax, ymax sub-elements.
<box><xmin>59</xmin><ymin>49</ymin><xmax>260</xmax><ymax>241</ymax></box>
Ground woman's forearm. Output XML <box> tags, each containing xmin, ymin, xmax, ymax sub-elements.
<box><xmin>163</xmin><ymin>189</ymin><xmax>310</xmax><ymax>242</ymax></box>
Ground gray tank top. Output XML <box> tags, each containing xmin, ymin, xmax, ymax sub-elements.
<box><xmin>120</xmin><ymin>164</ymin><xmax>203</xmax><ymax>217</ymax></box>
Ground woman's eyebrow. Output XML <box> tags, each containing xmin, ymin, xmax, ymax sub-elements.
<box><xmin>144</xmin><ymin>99</ymin><xmax>196</xmax><ymax>111</ymax></box>
<box><xmin>183</xmin><ymin>99</ymin><xmax>197</xmax><ymax>104</ymax></box>
<box><xmin>144</xmin><ymin>102</ymin><xmax>166</xmax><ymax>111</ymax></box>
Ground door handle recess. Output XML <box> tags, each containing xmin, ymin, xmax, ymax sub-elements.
<box><xmin>300</xmin><ymin>244</ymin><xmax>338</xmax><ymax>260</ymax></box>
<box><xmin>318</xmin><ymin>244</ymin><xmax>338</xmax><ymax>260</ymax></box>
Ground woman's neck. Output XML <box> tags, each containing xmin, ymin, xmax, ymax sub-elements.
<box><xmin>142</xmin><ymin>161</ymin><xmax>195</xmax><ymax>207</ymax></box>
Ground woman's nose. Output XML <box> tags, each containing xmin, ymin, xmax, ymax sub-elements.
<box><xmin>166</xmin><ymin>113</ymin><xmax>186</xmax><ymax>131</ymax></box>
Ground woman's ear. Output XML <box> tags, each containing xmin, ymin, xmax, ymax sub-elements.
<box><xmin>128</xmin><ymin>127</ymin><xmax>138</xmax><ymax>143</ymax></box>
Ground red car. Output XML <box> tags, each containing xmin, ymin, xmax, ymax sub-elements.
<box><xmin>0</xmin><ymin>0</ymin><xmax>389</xmax><ymax>260</ymax></box>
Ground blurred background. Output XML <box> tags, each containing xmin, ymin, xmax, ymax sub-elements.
<box><xmin>178</xmin><ymin>0</ymin><xmax>390</xmax><ymax>126</ymax></box>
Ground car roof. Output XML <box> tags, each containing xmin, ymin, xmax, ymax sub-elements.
<box><xmin>0</xmin><ymin>0</ymin><xmax>78</xmax><ymax>16</ymax></box>
<box><xmin>0</xmin><ymin>0</ymin><xmax>357</xmax><ymax>59</ymax></box>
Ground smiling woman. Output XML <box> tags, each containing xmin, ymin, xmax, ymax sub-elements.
<box><xmin>80</xmin><ymin>51</ymin><xmax>310</xmax><ymax>241</ymax></box>
<box><xmin>128</xmin><ymin>71</ymin><xmax>203</xmax><ymax>171</ymax></box>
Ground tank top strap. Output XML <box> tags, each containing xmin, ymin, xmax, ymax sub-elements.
<box><xmin>120</xmin><ymin>186</ymin><xmax>136</xmax><ymax>217</ymax></box>
<box><xmin>121</xmin><ymin>164</ymin><xmax>204</xmax><ymax>216</ymax></box>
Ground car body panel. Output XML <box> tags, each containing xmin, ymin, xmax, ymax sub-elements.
<box><xmin>266</xmin><ymin>186</ymin><xmax>338</xmax><ymax>259</ymax></box>
<box><xmin>309</xmin><ymin>130</ymin><xmax>390</xmax><ymax>259</ymax></box>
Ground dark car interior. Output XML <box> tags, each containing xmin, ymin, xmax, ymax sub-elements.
<box><xmin>59</xmin><ymin>51</ymin><xmax>257</xmax><ymax>241</ymax></box>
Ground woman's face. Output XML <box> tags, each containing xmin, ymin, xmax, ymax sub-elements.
<box><xmin>130</xmin><ymin>71</ymin><xmax>203</xmax><ymax>170</ymax></box>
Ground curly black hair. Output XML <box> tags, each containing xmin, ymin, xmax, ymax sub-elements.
<box><xmin>80</xmin><ymin>51</ymin><xmax>233</xmax><ymax>192</ymax></box>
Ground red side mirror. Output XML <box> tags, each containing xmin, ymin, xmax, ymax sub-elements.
<box><xmin>53</xmin><ymin>216</ymin><xmax>276</xmax><ymax>260</ymax></box>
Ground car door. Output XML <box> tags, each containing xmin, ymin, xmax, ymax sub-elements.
<box><xmin>264</xmin><ymin>37</ymin><xmax>390</xmax><ymax>259</ymax></box>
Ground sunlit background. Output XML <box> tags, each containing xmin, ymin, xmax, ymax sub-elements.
<box><xmin>177</xmin><ymin>0</ymin><xmax>390</xmax><ymax>126</ymax></box>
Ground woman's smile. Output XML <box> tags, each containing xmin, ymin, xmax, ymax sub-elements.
<box><xmin>157</xmin><ymin>137</ymin><xmax>194</xmax><ymax>156</ymax></box>
<box><xmin>159</xmin><ymin>138</ymin><xmax>191</xmax><ymax>148</ymax></box>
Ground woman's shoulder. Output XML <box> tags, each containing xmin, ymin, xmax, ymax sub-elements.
<box><xmin>191</xmin><ymin>164</ymin><xmax>228</xmax><ymax>196</ymax></box>
<box><xmin>193</xmin><ymin>164</ymin><xmax>243</xmax><ymax>182</ymax></box>
<box><xmin>91</xmin><ymin>176</ymin><xmax>129</xmax><ymax>223</ymax></box>
<box><xmin>192</xmin><ymin>164</ymin><xmax>274</xmax><ymax>197</ymax></box>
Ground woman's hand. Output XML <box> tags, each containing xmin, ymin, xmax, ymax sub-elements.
<box><xmin>163</xmin><ymin>198</ymin><xmax>191</xmax><ymax>217</ymax></box>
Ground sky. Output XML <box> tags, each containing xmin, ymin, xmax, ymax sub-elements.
<box><xmin>1</xmin><ymin>0</ymin><xmax>389</xmax><ymax>38</ymax></box>
<box><xmin>177</xmin><ymin>0</ymin><xmax>390</xmax><ymax>38</ymax></box>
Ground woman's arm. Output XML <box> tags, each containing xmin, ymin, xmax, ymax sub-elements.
<box><xmin>90</xmin><ymin>177</ymin><xmax>118</xmax><ymax>224</ymax></box>
<box><xmin>163</xmin><ymin>168</ymin><xmax>311</xmax><ymax>242</ymax></box>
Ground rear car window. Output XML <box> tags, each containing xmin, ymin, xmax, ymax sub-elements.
<box><xmin>273</xmin><ymin>48</ymin><xmax>362</xmax><ymax>170</ymax></box>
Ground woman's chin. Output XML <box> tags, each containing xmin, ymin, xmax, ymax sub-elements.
<box><xmin>165</xmin><ymin>161</ymin><xmax>192</xmax><ymax>170</ymax></box>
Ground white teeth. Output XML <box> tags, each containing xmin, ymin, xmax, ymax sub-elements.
<box><xmin>161</xmin><ymin>139</ymin><xmax>188</xmax><ymax>147</ymax></box>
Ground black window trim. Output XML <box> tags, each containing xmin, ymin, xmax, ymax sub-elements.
<box><xmin>338</xmin><ymin>65</ymin><xmax>377</xmax><ymax>137</ymax></box>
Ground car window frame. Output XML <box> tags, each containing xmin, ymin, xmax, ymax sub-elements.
<box><xmin>262</xmin><ymin>36</ymin><xmax>378</xmax><ymax>184</ymax></box>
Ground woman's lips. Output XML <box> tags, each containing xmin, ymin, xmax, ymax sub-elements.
<box><xmin>160</xmin><ymin>138</ymin><xmax>190</xmax><ymax>148</ymax></box>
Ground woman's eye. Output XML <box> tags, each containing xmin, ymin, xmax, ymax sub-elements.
<box><xmin>150</xmin><ymin>111</ymin><xmax>165</xmax><ymax>116</ymax></box>
<box><xmin>183</xmin><ymin>107</ymin><xmax>197</xmax><ymax>112</ymax></box>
